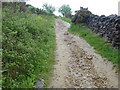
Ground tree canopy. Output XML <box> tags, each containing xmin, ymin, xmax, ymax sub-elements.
<box><xmin>42</xmin><ymin>3</ymin><xmax>55</xmax><ymax>14</ymax></box>
<box><xmin>58</xmin><ymin>4</ymin><xmax>72</xmax><ymax>17</ymax></box>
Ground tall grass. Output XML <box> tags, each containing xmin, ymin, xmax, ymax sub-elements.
<box><xmin>2</xmin><ymin>6</ymin><xmax>56</xmax><ymax>88</ymax></box>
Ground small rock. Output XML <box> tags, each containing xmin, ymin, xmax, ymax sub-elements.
<box><xmin>86</xmin><ymin>55</ymin><xmax>93</xmax><ymax>60</ymax></box>
<box><xmin>64</xmin><ymin>39</ymin><xmax>67</xmax><ymax>42</ymax></box>
<box><xmin>72</xmin><ymin>41</ymin><xmax>76</xmax><ymax>43</ymax></box>
<box><xmin>67</xmin><ymin>43</ymin><xmax>72</xmax><ymax>45</ymax></box>
<box><xmin>35</xmin><ymin>79</ymin><xmax>44</xmax><ymax>88</ymax></box>
<box><xmin>64</xmin><ymin>32</ymin><xmax>69</xmax><ymax>35</ymax></box>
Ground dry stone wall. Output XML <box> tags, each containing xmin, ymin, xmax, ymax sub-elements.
<box><xmin>72</xmin><ymin>7</ymin><xmax>120</xmax><ymax>48</ymax></box>
<box><xmin>87</xmin><ymin>14</ymin><xmax>120</xmax><ymax>48</ymax></box>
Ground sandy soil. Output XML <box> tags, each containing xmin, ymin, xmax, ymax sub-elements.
<box><xmin>48</xmin><ymin>19</ymin><xmax>118</xmax><ymax>88</ymax></box>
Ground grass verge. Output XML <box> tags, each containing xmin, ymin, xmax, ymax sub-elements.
<box><xmin>69</xmin><ymin>24</ymin><xmax>119</xmax><ymax>69</ymax></box>
<box><xmin>61</xmin><ymin>17</ymin><xmax>72</xmax><ymax>24</ymax></box>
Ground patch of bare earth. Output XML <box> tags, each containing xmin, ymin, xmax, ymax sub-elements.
<box><xmin>48</xmin><ymin>19</ymin><xmax>118</xmax><ymax>88</ymax></box>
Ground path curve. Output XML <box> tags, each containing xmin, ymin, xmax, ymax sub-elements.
<box><xmin>48</xmin><ymin>19</ymin><xmax>118</xmax><ymax>88</ymax></box>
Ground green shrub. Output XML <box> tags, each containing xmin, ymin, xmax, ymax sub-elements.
<box><xmin>2</xmin><ymin>6</ymin><xmax>55</xmax><ymax>88</ymax></box>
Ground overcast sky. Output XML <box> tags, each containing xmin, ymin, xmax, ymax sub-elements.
<box><xmin>26</xmin><ymin>0</ymin><xmax>119</xmax><ymax>16</ymax></box>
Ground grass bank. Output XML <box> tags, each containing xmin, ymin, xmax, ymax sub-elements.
<box><xmin>61</xmin><ymin>17</ymin><xmax>72</xmax><ymax>24</ymax></box>
<box><xmin>62</xmin><ymin>18</ymin><xmax>119</xmax><ymax>70</ymax></box>
<box><xmin>2</xmin><ymin>6</ymin><xmax>56</xmax><ymax>88</ymax></box>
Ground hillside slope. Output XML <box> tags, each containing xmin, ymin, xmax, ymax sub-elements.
<box><xmin>2</xmin><ymin>5</ymin><xmax>56</xmax><ymax>88</ymax></box>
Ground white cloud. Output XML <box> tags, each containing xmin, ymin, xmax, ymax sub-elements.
<box><xmin>26</xmin><ymin>0</ymin><xmax>119</xmax><ymax>16</ymax></box>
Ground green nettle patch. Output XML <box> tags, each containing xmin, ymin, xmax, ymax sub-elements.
<box><xmin>68</xmin><ymin>23</ymin><xmax>119</xmax><ymax>69</ymax></box>
<box><xmin>2</xmin><ymin>7</ymin><xmax>56</xmax><ymax>88</ymax></box>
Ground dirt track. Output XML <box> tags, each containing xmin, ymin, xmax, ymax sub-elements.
<box><xmin>48</xmin><ymin>19</ymin><xmax>118</xmax><ymax>88</ymax></box>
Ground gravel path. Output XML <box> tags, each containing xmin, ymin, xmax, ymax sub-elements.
<box><xmin>48</xmin><ymin>19</ymin><xmax>118</xmax><ymax>88</ymax></box>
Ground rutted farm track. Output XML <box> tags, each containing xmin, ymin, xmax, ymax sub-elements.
<box><xmin>49</xmin><ymin>19</ymin><xmax>118</xmax><ymax>88</ymax></box>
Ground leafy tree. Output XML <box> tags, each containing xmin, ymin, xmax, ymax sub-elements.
<box><xmin>58</xmin><ymin>4</ymin><xmax>72</xmax><ymax>17</ymax></box>
<box><xmin>42</xmin><ymin>3</ymin><xmax>55</xmax><ymax>14</ymax></box>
